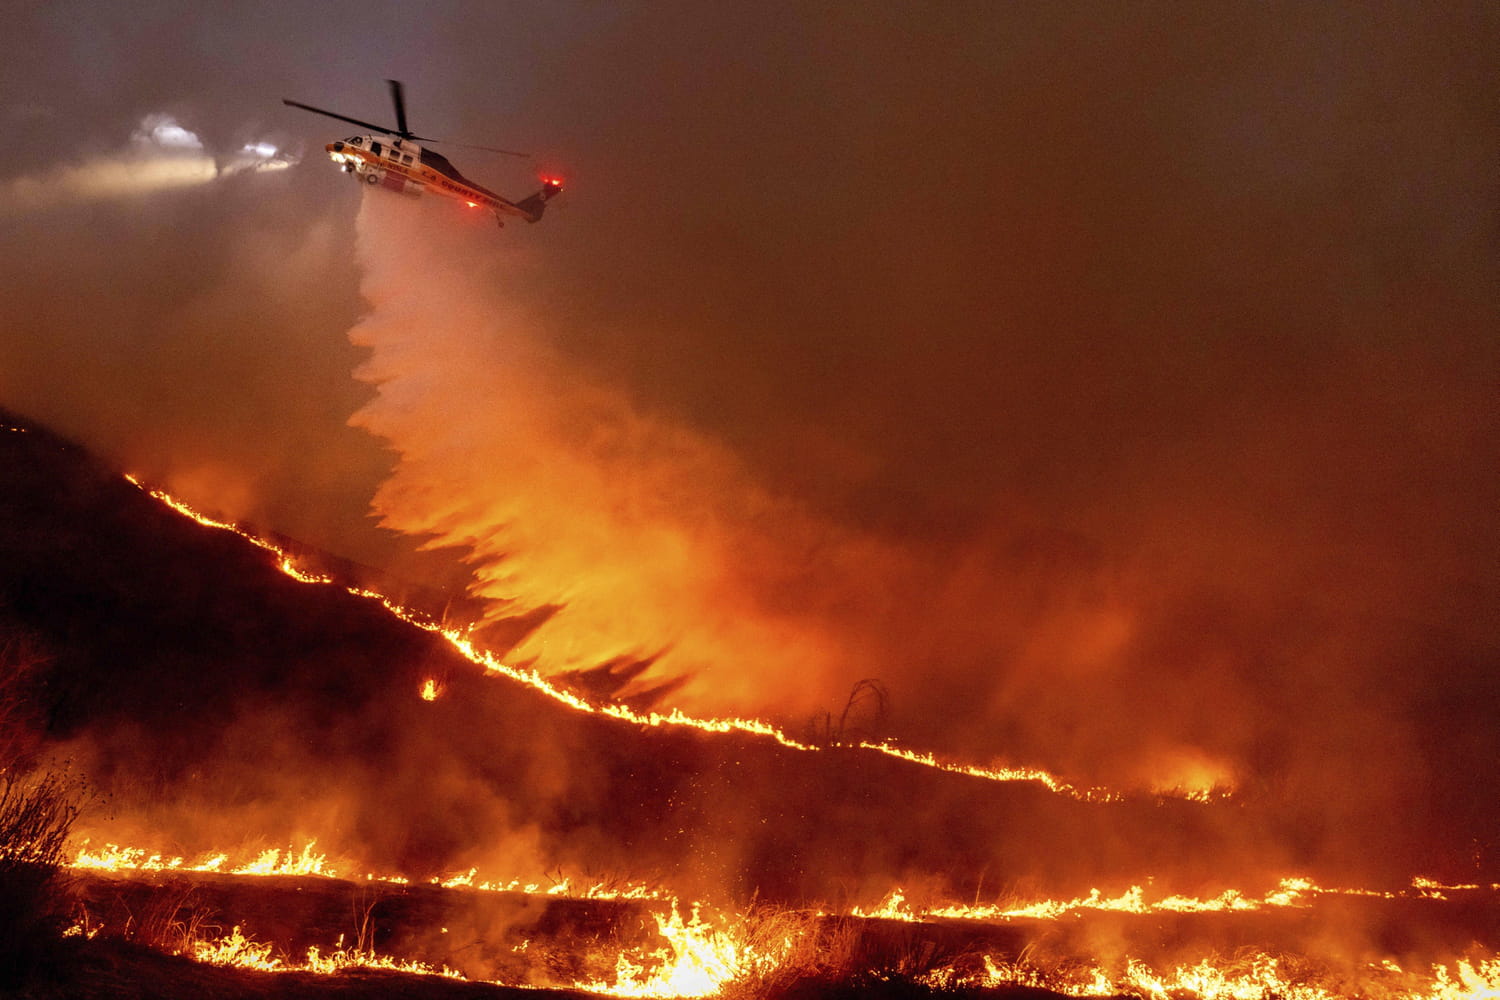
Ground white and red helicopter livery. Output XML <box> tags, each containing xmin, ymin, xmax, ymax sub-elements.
<box><xmin>284</xmin><ymin>80</ymin><xmax>562</xmax><ymax>226</ymax></box>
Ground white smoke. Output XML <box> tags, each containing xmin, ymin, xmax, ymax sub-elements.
<box><xmin>1</xmin><ymin>112</ymin><xmax>297</xmax><ymax>216</ymax></box>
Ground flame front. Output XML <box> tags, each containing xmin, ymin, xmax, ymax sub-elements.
<box><xmin>86</xmin><ymin>476</ymin><xmax>1498</xmax><ymax>999</ymax></box>
<box><xmin>68</xmin><ymin>837</ymin><xmax>1500</xmax><ymax>997</ymax></box>
<box><xmin>72</xmin><ymin>840</ymin><xmax>329</xmax><ymax>878</ymax></box>
<box><xmin>121</xmin><ymin>474</ymin><xmax>1192</xmax><ymax>803</ymax></box>
<box><xmin>924</xmin><ymin>953</ymin><xmax>1500</xmax><ymax>1000</ymax></box>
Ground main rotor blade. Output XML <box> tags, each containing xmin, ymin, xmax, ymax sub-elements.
<box><xmin>387</xmin><ymin>79</ymin><xmax>410</xmax><ymax>138</ymax></box>
<box><xmin>282</xmin><ymin>99</ymin><xmax>398</xmax><ymax>137</ymax></box>
<box><xmin>435</xmin><ymin>139</ymin><xmax>531</xmax><ymax>159</ymax></box>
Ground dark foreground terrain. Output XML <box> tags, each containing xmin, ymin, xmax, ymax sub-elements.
<box><xmin>16</xmin><ymin>934</ymin><xmax>1077</xmax><ymax>1000</ymax></box>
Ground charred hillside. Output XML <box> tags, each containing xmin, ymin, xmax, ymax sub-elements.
<box><xmin>2</xmin><ymin>409</ymin><xmax>1286</xmax><ymax>906</ymax></box>
<box><xmin>0</xmin><ymin>413</ymin><xmax>452</xmax><ymax>752</ymax></box>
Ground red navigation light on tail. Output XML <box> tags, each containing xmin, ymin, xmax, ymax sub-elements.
<box><xmin>510</xmin><ymin>175</ymin><xmax>565</xmax><ymax>226</ymax></box>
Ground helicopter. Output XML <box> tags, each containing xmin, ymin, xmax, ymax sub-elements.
<box><xmin>283</xmin><ymin>80</ymin><xmax>562</xmax><ymax>227</ymax></box>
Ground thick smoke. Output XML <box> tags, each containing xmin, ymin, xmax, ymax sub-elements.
<box><xmin>349</xmin><ymin>195</ymin><xmax>890</xmax><ymax>714</ymax></box>
<box><xmin>4</xmin><ymin>2</ymin><xmax>1497</xmax><ymax>885</ymax></box>
<box><xmin>341</xmin><ymin>4</ymin><xmax>1500</xmax><ymax>878</ymax></box>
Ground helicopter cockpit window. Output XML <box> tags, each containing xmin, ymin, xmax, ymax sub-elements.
<box><xmin>349</xmin><ymin>136</ymin><xmax>362</xmax><ymax>146</ymax></box>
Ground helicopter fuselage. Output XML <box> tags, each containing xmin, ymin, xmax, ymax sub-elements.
<box><xmin>284</xmin><ymin>82</ymin><xmax>561</xmax><ymax>227</ymax></box>
<box><xmin>324</xmin><ymin>133</ymin><xmax>564</xmax><ymax>226</ymax></box>
<box><xmin>326</xmin><ymin>134</ymin><xmax>517</xmax><ymax>216</ymax></box>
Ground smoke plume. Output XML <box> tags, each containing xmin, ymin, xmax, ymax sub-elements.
<box><xmin>350</xmin><ymin>195</ymin><xmax>894</xmax><ymax>716</ymax></box>
<box><xmin>3</xmin><ymin>2</ymin><xmax>1495</xmax><ymax>888</ymax></box>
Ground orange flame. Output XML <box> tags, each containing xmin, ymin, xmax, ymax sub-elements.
<box><xmin>72</xmin><ymin>840</ymin><xmax>334</xmax><ymax>879</ymax></box>
<box><xmin>854</xmin><ymin>876</ymin><xmax>1344</xmax><ymax>924</ymax></box>
<box><xmin>924</xmin><ymin>952</ymin><xmax>1500</xmax><ymax>1000</ymax></box>
<box><xmin>121</xmin><ymin>474</ymin><xmax>1207</xmax><ymax>805</ymax></box>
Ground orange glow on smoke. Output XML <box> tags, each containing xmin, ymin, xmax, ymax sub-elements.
<box><xmin>102</xmin><ymin>478</ymin><xmax>1500</xmax><ymax>998</ymax></box>
<box><xmin>120</xmin><ymin>474</ymin><xmax>1206</xmax><ymax>803</ymax></box>
<box><xmin>346</xmin><ymin>201</ymin><xmax>945</xmax><ymax>739</ymax></box>
<box><xmin>189</xmin><ymin>925</ymin><xmax>464</xmax><ymax>979</ymax></box>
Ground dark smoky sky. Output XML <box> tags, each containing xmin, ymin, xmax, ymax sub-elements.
<box><xmin>3</xmin><ymin>1</ymin><xmax>1498</xmax><ymax>834</ymax></box>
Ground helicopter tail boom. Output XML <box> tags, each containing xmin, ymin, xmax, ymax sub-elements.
<box><xmin>506</xmin><ymin>178</ymin><xmax>565</xmax><ymax>225</ymax></box>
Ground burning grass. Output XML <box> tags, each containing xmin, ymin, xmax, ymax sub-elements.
<box><xmin>0</xmin><ymin>624</ymin><xmax>82</xmax><ymax>986</ymax></box>
<box><xmin>62</xmin><ymin>897</ymin><xmax>1500</xmax><ymax>1000</ymax></box>
<box><xmin>57</xmin><ymin>856</ymin><xmax>1500</xmax><ymax>999</ymax></box>
<box><xmin>120</xmin><ymin>474</ymin><xmax>1196</xmax><ymax>807</ymax></box>
<box><xmin>6</xmin><ymin>416</ymin><xmax>1500</xmax><ymax>999</ymax></box>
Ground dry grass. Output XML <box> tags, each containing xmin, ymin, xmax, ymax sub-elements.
<box><xmin>0</xmin><ymin>767</ymin><xmax>77</xmax><ymax>980</ymax></box>
<box><xmin>0</xmin><ymin>623</ymin><xmax>81</xmax><ymax>984</ymax></box>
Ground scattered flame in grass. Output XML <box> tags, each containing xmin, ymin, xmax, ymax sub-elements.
<box><xmin>584</xmin><ymin>905</ymin><xmax>753</xmax><ymax>998</ymax></box>
<box><xmin>104</xmin><ymin>479</ymin><xmax>1500</xmax><ymax>1000</ymax></box>
<box><xmin>852</xmin><ymin>875</ymin><xmax>1421</xmax><ymax>925</ymax></box>
<box><xmin>72</xmin><ymin>840</ymin><xmax>335</xmax><ymax>878</ymax></box>
<box><xmin>924</xmin><ymin>952</ymin><xmax>1500</xmax><ymax>1000</ymax></box>
<box><xmin>65</xmin><ymin>840</ymin><xmax>1500</xmax><ymax>999</ymax></box>
<box><xmin>76</xmin><ymin>901</ymin><xmax>1500</xmax><ymax>1000</ymax></box>
<box><xmin>70</xmin><ymin>838</ymin><xmax>672</xmax><ymax>903</ymax></box>
<box><xmin>855</xmin><ymin>740</ymin><xmax>1120</xmax><ymax>802</ymax></box>
<box><xmin>231</xmin><ymin>842</ymin><xmax>334</xmax><ymax>877</ymax></box>
<box><xmin>187</xmin><ymin>925</ymin><xmax>463</xmax><ymax>979</ymax></box>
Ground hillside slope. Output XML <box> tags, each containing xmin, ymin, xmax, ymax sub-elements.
<box><xmin>1</xmin><ymin>409</ymin><xmax>1274</xmax><ymax>906</ymax></box>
